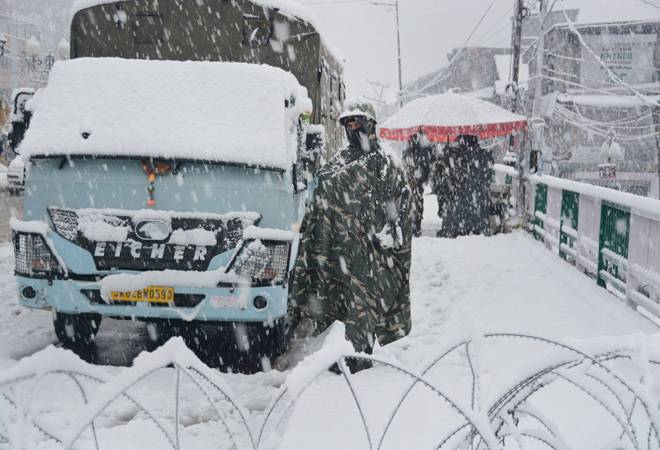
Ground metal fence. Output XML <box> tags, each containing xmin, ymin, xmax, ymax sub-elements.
<box><xmin>493</xmin><ymin>166</ymin><xmax>660</xmax><ymax>320</ymax></box>
<box><xmin>1</xmin><ymin>333</ymin><xmax>658</xmax><ymax>450</ymax></box>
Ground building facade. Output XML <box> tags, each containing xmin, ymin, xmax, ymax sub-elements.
<box><xmin>0</xmin><ymin>14</ymin><xmax>45</xmax><ymax>127</ymax></box>
<box><xmin>401</xmin><ymin>46</ymin><xmax>513</xmax><ymax>104</ymax></box>
<box><xmin>539</xmin><ymin>18</ymin><xmax>660</xmax><ymax>198</ymax></box>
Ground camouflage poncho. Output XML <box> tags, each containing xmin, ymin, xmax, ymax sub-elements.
<box><xmin>290</xmin><ymin>143</ymin><xmax>413</xmax><ymax>352</ymax></box>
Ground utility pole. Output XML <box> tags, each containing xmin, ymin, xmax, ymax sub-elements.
<box><xmin>509</xmin><ymin>0</ymin><xmax>527</xmax><ymax>218</ymax></box>
<box><xmin>510</xmin><ymin>0</ymin><xmax>525</xmax><ymax>113</ymax></box>
<box><xmin>371</xmin><ymin>1</ymin><xmax>403</xmax><ymax>107</ymax></box>
<box><xmin>366</xmin><ymin>79</ymin><xmax>391</xmax><ymax>106</ymax></box>
<box><xmin>394</xmin><ymin>0</ymin><xmax>403</xmax><ymax>107</ymax></box>
<box><xmin>532</xmin><ymin>0</ymin><xmax>548</xmax><ymax>118</ymax></box>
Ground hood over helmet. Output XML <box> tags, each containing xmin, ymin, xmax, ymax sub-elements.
<box><xmin>339</xmin><ymin>98</ymin><xmax>379</xmax><ymax>150</ymax></box>
<box><xmin>339</xmin><ymin>97</ymin><xmax>377</xmax><ymax>125</ymax></box>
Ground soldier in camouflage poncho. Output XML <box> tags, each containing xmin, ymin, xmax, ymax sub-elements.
<box><xmin>433</xmin><ymin>135</ymin><xmax>493</xmax><ymax>238</ymax></box>
<box><xmin>403</xmin><ymin>134</ymin><xmax>436</xmax><ymax>237</ymax></box>
<box><xmin>290</xmin><ymin>99</ymin><xmax>413</xmax><ymax>364</ymax></box>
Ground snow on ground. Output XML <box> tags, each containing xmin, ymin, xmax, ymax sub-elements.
<box><xmin>0</xmin><ymin>196</ymin><xmax>658</xmax><ymax>449</ymax></box>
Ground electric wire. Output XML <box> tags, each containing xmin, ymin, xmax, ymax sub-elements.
<box><xmin>403</xmin><ymin>0</ymin><xmax>503</xmax><ymax>98</ymax></box>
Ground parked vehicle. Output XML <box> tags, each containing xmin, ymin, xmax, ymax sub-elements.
<box><xmin>12</xmin><ymin>58</ymin><xmax>323</xmax><ymax>358</ymax></box>
<box><xmin>6</xmin><ymin>155</ymin><xmax>25</xmax><ymax>195</ymax></box>
<box><xmin>7</xmin><ymin>88</ymin><xmax>34</xmax><ymax>155</ymax></box>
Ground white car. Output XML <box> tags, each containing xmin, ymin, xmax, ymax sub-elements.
<box><xmin>7</xmin><ymin>156</ymin><xmax>26</xmax><ymax>195</ymax></box>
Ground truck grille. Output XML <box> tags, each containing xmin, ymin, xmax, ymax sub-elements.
<box><xmin>48</xmin><ymin>207</ymin><xmax>260</xmax><ymax>271</ymax></box>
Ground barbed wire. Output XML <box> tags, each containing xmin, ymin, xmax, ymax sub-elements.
<box><xmin>0</xmin><ymin>332</ymin><xmax>658</xmax><ymax>450</ymax></box>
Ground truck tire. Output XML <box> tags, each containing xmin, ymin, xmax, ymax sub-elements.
<box><xmin>53</xmin><ymin>311</ymin><xmax>102</xmax><ymax>349</ymax></box>
<box><xmin>249</xmin><ymin>314</ymin><xmax>291</xmax><ymax>359</ymax></box>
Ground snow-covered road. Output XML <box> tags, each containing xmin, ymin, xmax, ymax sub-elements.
<box><xmin>0</xmin><ymin>215</ymin><xmax>658</xmax><ymax>449</ymax></box>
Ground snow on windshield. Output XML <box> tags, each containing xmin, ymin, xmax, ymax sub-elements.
<box><xmin>18</xmin><ymin>58</ymin><xmax>310</xmax><ymax>169</ymax></box>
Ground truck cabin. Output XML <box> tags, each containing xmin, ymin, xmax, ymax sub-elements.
<box><xmin>13</xmin><ymin>58</ymin><xmax>318</xmax><ymax>353</ymax></box>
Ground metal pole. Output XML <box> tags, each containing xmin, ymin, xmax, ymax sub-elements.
<box><xmin>510</xmin><ymin>0</ymin><xmax>526</xmax><ymax>217</ymax></box>
<box><xmin>395</xmin><ymin>0</ymin><xmax>403</xmax><ymax>107</ymax></box>
<box><xmin>510</xmin><ymin>0</ymin><xmax>525</xmax><ymax>113</ymax></box>
<box><xmin>656</xmin><ymin>105</ymin><xmax>660</xmax><ymax>198</ymax></box>
<box><xmin>532</xmin><ymin>0</ymin><xmax>547</xmax><ymax>117</ymax></box>
<box><xmin>370</xmin><ymin>1</ymin><xmax>404</xmax><ymax>106</ymax></box>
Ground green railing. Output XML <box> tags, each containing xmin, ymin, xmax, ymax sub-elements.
<box><xmin>533</xmin><ymin>183</ymin><xmax>548</xmax><ymax>241</ymax></box>
<box><xmin>559</xmin><ymin>190</ymin><xmax>579</xmax><ymax>262</ymax></box>
<box><xmin>597</xmin><ymin>202</ymin><xmax>630</xmax><ymax>291</ymax></box>
<box><xmin>493</xmin><ymin>168</ymin><xmax>660</xmax><ymax>319</ymax></box>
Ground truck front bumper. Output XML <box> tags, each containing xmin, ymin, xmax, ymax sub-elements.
<box><xmin>16</xmin><ymin>275</ymin><xmax>288</xmax><ymax>323</ymax></box>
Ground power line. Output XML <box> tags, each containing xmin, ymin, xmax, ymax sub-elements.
<box><xmin>463</xmin><ymin>0</ymin><xmax>501</xmax><ymax>47</ymax></box>
<box><xmin>472</xmin><ymin>3</ymin><xmax>514</xmax><ymax>45</ymax></box>
<box><xmin>404</xmin><ymin>0</ymin><xmax>502</xmax><ymax>98</ymax></box>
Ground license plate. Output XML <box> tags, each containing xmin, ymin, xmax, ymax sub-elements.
<box><xmin>110</xmin><ymin>286</ymin><xmax>174</xmax><ymax>304</ymax></box>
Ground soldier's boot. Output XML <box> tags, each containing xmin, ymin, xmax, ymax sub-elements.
<box><xmin>345</xmin><ymin>356</ymin><xmax>373</xmax><ymax>373</ymax></box>
<box><xmin>272</xmin><ymin>317</ymin><xmax>317</xmax><ymax>371</ymax></box>
<box><xmin>328</xmin><ymin>354</ymin><xmax>373</xmax><ymax>374</ymax></box>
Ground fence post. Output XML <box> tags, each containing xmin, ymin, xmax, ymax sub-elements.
<box><xmin>533</xmin><ymin>183</ymin><xmax>548</xmax><ymax>241</ymax></box>
<box><xmin>597</xmin><ymin>201</ymin><xmax>631</xmax><ymax>292</ymax></box>
<box><xmin>559</xmin><ymin>190</ymin><xmax>579</xmax><ymax>263</ymax></box>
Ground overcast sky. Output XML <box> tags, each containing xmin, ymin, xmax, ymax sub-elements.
<box><xmin>298</xmin><ymin>0</ymin><xmax>660</xmax><ymax>102</ymax></box>
<box><xmin>4</xmin><ymin>0</ymin><xmax>660</xmax><ymax>104</ymax></box>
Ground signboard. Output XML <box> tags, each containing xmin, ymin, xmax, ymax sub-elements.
<box><xmin>581</xmin><ymin>33</ymin><xmax>657</xmax><ymax>88</ymax></box>
<box><xmin>598</xmin><ymin>163</ymin><xmax>617</xmax><ymax>180</ymax></box>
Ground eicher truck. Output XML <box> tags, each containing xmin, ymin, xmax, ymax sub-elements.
<box><xmin>12</xmin><ymin>0</ymin><xmax>344</xmax><ymax>360</ymax></box>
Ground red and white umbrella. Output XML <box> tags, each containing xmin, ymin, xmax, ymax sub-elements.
<box><xmin>380</xmin><ymin>92</ymin><xmax>527</xmax><ymax>143</ymax></box>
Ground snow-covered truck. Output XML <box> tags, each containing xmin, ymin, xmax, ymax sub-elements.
<box><xmin>11</xmin><ymin>57</ymin><xmax>319</xmax><ymax>356</ymax></box>
<box><xmin>70</xmin><ymin>0</ymin><xmax>345</xmax><ymax>156</ymax></box>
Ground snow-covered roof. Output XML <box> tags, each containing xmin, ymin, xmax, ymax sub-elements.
<box><xmin>557</xmin><ymin>93</ymin><xmax>660</xmax><ymax>108</ymax></box>
<box><xmin>463</xmin><ymin>87</ymin><xmax>495</xmax><ymax>99</ymax></box>
<box><xmin>19</xmin><ymin>58</ymin><xmax>310</xmax><ymax>169</ymax></box>
<box><xmin>557</xmin><ymin>0</ymin><xmax>660</xmax><ymax>25</ymax></box>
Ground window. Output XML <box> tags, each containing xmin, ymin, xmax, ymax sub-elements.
<box><xmin>243</xmin><ymin>15</ymin><xmax>272</xmax><ymax>47</ymax></box>
<box><xmin>132</xmin><ymin>12</ymin><xmax>164</xmax><ymax>45</ymax></box>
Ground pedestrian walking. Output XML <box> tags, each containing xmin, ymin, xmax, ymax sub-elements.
<box><xmin>402</xmin><ymin>133</ymin><xmax>435</xmax><ymax>237</ymax></box>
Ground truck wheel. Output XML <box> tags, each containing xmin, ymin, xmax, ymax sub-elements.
<box><xmin>250</xmin><ymin>315</ymin><xmax>291</xmax><ymax>359</ymax></box>
<box><xmin>53</xmin><ymin>312</ymin><xmax>102</xmax><ymax>349</ymax></box>
<box><xmin>145</xmin><ymin>320</ymin><xmax>179</xmax><ymax>348</ymax></box>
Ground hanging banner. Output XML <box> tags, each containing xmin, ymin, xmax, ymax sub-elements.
<box><xmin>580</xmin><ymin>32</ymin><xmax>657</xmax><ymax>88</ymax></box>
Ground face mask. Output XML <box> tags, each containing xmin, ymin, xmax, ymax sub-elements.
<box><xmin>344</xmin><ymin>117</ymin><xmax>375</xmax><ymax>150</ymax></box>
<box><xmin>346</xmin><ymin>128</ymin><xmax>369</xmax><ymax>149</ymax></box>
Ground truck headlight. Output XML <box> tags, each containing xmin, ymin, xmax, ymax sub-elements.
<box><xmin>229</xmin><ymin>240</ymin><xmax>290</xmax><ymax>285</ymax></box>
<box><xmin>48</xmin><ymin>207</ymin><xmax>79</xmax><ymax>241</ymax></box>
<box><xmin>13</xmin><ymin>232</ymin><xmax>64</xmax><ymax>278</ymax></box>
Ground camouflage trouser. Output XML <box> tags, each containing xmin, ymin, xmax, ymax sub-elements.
<box><xmin>296</xmin><ymin>247</ymin><xmax>412</xmax><ymax>351</ymax></box>
<box><xmin>297</xmin><ymin>285</ymin><xmax>379</xmax><ymax>353</ymax></box>
<box><xmin>410</xmin><ymin>182</ymin><xmax>425</xmax><ymax>237</ymax></box>
<box><xmin>376</xmin><ymin>244</ymin><xmax>412</xmax><ymax>345</ymax></box>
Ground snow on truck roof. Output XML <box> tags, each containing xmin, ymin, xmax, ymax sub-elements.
<box><xmin>19</xmin><ymin>58</ymin><xmax>311</xmax><ymax>169</ymax></box>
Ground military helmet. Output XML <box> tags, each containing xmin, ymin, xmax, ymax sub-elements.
<box><xmin>339</xmin><ymin>97</ymin><xmax>377</xmax><ymax>125</ymax></box>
